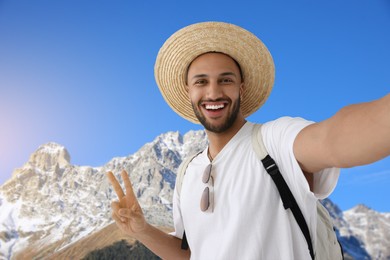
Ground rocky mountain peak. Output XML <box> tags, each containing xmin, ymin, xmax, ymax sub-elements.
<box><xmin>341</xmin><ymin>203</ymin><xmax>390</xmax><ymax>259</ymax></box>
<box><xmin>156</xmin><ymin>131</ymin><xmax>183</xmax><ymax>146</ymax></box>
<box><xmin>27</xmin><ymin>142</ymin><xmax>71</xmax><ymax>170</ymax></box>
<box><xmin>152</xmin><ymin>130</ymin><xmax>207</xmax><ymax>157</ymax></box>
<box><xmin>350</xmin><ymin>204</ymin><xmax>372</xmax><ymax>214</ymax></box>
<box><xmin>0</xmin><ymin>132</ymin><xmax>388</xmax><ymax>260</ymax></box>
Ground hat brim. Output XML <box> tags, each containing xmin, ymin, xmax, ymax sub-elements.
<box><xmin>154</xmin><ymin>21</ymin><xmax>275</xmax><ymax>124</ymax></box>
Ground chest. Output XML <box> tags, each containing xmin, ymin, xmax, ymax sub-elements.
<box><xmin>180</xmin><ymin>143</ymin><xmax>283</xmax><ymax>226</ymax></box>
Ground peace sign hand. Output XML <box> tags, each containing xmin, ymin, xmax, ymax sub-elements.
<box><xmin>107</xmin><ymin>170</ymin><xmax>148</xmax><ymax>237</ymax></box>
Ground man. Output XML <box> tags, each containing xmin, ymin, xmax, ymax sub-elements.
<box><xmin>107</xmin><ymin>22</ymin><xmax>390</xmax><ymax>259</ymax></box>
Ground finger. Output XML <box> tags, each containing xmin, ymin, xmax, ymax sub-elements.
<box><xmin>111</xmin><ymin>201</ymin><xmax>121</xmax><ymax>213</ymax></box>
<box><xmin>107</xmin><ymin>171</ymin><xmax>124</xmax><ymax>197</ymax></box>
<box><xmin>112</xmin><ymin>210</ymin><xmax>127</xmax><ymax>224</ymax></box>
<box><xmin>111</xmin><ymin>201</ymin><xmax>127</xmax><ymax>222</ymax></box>
<box><xmin>121</xmin><ymin>170</ymin><xmax>139</xmax><ymax>206</ymax></box>
<box><xmin>118</xmin><ymin>206</ymin><xmax>140</xmax><ymax>218</ymax></box>
<box><xmin>118</xmin><ymin>207</ymin><xmax>145</xmax><ymax>232</ymax></box>
<box><xmin>118</xmin><ymin>208</ymin><xmax>130</xmax><ymax>217</ymax></box>
<box><xmin>106</xmin><ymin>171</ymin><xmax>125</xmax><ymax>199</ymax></box>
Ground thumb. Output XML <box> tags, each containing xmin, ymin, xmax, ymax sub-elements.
<box><xmin>119</xmin><ymin>207</ymin><xmax>141</xmax><ymax>218</ymax></box>
<box><xmin>118</xmin><ymin>208</ymin><xmax>130</xmax><ymax>217</ymax></box>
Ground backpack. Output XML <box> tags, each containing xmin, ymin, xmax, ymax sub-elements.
<box><xmin>175</xmin><ymin>123</ymin><xmax>344</xmax><ymax>260</ymax></box>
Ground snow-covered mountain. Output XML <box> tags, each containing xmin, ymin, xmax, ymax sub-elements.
<box><xmin>317</xmin><ymin>187</ymin><xmax>390</xmax><ymax>259</ymax></box>
<box><xmin>341</xmin><ymin>205</ymin><xmax>390</xmax><ymax>259</ymax></box>
<box><xmin>0</xmin><ymin>130</ymin><xmax>389</xmax><ymax>259</ymax></box>
<box><xmin>0</xmin><ymin>130</ymin><xmax>207</xmax><ymax>259</ymax></box>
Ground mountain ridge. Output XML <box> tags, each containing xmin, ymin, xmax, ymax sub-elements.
<box><xmin>0</xmin><ymin>130</ymin><xmax>389</xmax><ymax>259</ymax></box>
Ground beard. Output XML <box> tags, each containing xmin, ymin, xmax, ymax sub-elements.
<box><xmin>192</xmin><ymin>97</ymin><xmax>241</xmax><ymax>133</ymax></box>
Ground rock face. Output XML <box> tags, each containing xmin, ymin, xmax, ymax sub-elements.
<box><xmin>0</xmin><ymin>130</ymin><xmax>389</xmax><ymax>259</ymax></box>
<box><xmin>341</xmin><ymin>205</ymin><xmax>390</xmax><ymax>259</ymax></box>
<box><xmin>0</xmin><ymin>130</ymin><xmax>207</xmax><ymax>259</ymax></box>
<box><xmin>26</xmin><ymin>142</ymin><xmax>71</xmax><ymax>171</ymax></box>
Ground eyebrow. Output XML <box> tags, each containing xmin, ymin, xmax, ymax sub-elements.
<box><xmin>190</xmin><ymin>72</ymin><xmax>238</xmax><ymax>81</ymax></box>
<box><xmin>191</xmin><ymin>74</ymin><xmax>208</xmax><ymax>80</ymax></box>
<box><xmin>220</xmin><ymin>72</ymin><xmax>238</xmax><ymax>77</ymax></box>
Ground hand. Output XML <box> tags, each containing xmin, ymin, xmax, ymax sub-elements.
<box><xmin>107</xmin><ymin>170</ymin><xmax>148</xmax><ymax>237</ymax></box>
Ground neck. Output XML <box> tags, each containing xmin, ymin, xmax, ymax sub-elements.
<box><xmin>206</xmin><ymin>115</ymin><xmax>246</xmax><ymax>160</ymax></box>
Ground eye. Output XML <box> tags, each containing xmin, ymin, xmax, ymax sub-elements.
<box><xmin>220</xmin><ymin>78</ymin><xmax>234</xmax><ymax>84</ymax></box>
<box><xmin>194</xmin><ymin>79</ymin><xmax>207</xmax><ymax>86</ymax></box>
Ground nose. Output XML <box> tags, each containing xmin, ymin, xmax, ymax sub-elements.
<box><xmin>206</xmin><ymin>80</ymin><xmax>223</xmax><ymax>100</ymax></box>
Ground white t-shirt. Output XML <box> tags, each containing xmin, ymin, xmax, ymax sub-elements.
<box><xmin>171</xmin><ymin>117</ymin><xmax>340</xmax><ymax>260</ymax></box>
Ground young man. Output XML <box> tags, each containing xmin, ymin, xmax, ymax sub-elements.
<box><xmin>107</xmin><ymin>22</ymin><xmax>390</xmax><ymax>259</ymax></box>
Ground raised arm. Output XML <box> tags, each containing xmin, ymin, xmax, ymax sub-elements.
<box><xmin>294</xmin><ymin>93</ymin><xmax>390</xmax><ymax>174</ymax></box>
<box><xmin>107</xmin><ymin>170</ymin><xmax>190</xmax><ymax>260</ymax></box>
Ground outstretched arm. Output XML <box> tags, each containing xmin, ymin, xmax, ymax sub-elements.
<box><xmin>294</xmin><ymin>93</ymin><xmax>390</xmax><ymax>174</ymax></box>
<box><xmin>107</xmin><ymin>170</ymin><xmax>190</xmax><ymax>260</ymax></box>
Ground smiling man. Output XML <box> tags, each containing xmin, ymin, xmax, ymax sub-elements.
<box><xmin>107</xmin><ymin>22</ymin><xmax>390</xmax><ymax>259</ymax></box>
<box><xmin>187</xmin><ymin>52</ymin><xmax>245</xmax><ymax>134</ymax></box>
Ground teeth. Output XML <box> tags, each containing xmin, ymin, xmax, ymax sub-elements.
<box><xmin>205</xmin><ymin>104</ymin><xmax>225</xmax><ymax>110</ymax></box>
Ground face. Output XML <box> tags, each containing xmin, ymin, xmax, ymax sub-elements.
<box><xmin>186</xmin><ymin>52</ymin><xmax>244</xmax><ymax>133</ymax></box>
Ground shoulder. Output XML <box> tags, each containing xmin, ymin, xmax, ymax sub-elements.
<box><xmin>256</xmin><ymin>117</ymin><xmax>315</xmax><ymax>170</ymax></box>
<box><xmin>262</xmin><ymin>116</ymin><xmax>314</xmax><ymax>130</ymax></box>
<box><xmin>260</xmin><ymin>117</ymin><xmax>314</xmax><ymax>144</ymax></box>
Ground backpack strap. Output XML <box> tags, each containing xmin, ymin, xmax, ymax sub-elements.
<box><xmin>175</xmin><ymin>152</ymin><xmax>201</xmax><ymax>199</ymax></box>
<box><xmin>175</xmin><ymin>151</ymin><xmax>201</xmax><ymax>250</ymax></box>
<box><xmin>252</xmin><ymin>124</ymin><xmax>315</xmax><ymax>260</ymax></box>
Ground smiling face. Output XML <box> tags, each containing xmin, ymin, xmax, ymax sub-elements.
<box><xmin>186</xmin><ymin>52</ymin><xmax>245</xmax><ymax>133</ymax></box>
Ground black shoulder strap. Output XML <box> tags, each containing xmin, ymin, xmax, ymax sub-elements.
<box><xmin>261</xmin><ymin>155</ymin><xmax>315</xmax><ymax>260</ymax></box>
<box><xmin>181</xmin><ymin>231</ymin><xmax>189</xmax><ymax>250</ymax></box>
<box><xmin>252</xmin><ymin>124</ymin><xmax>315</xmax><ymax>259</ymax></box>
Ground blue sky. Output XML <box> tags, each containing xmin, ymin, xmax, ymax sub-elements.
<box><xmin>0</xmin><ymin>1</ymin><xmax>389</xmax><ymax>212</ymax></box>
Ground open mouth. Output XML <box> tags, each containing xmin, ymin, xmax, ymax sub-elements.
<box><xmin>201</xmin><ymin>101</ymin><xmax>229</xmax><ymax>116</ymax></box>
<box><xmin>205</xmin><ymin>104</ymin><xmax>225</xmax><ymax>110</ymax></box>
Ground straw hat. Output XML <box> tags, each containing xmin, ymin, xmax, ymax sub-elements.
<box><xmin>154</xmin><ymin>21</ymin><xmax>275</xmax><ymax>124</ymax></box>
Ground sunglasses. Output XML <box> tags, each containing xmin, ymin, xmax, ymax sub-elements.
<box><xmin>200</xmin><ymin>163</ymin><xmax>214</xmax><ymax>212</ymax></box>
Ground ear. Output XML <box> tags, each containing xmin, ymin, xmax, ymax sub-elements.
<box><xmin>239</xmin><ymin>82</ymin><xmax>245</xmax><ymax>100</ymax></box>
<box><xmin>185</xmin><ymin>84</ymin><xmax>191</xmax><ymax>99</ymax></box>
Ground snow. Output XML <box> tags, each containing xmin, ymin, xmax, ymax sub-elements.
<box><xmin>37</xmin><ymin>142</ymin><xmax>65</xmax><ymax>154</ymax></box>
<box><xmin>0</xmin><ymin>196</ymin><xmax>20</xmax><ymax>231</ymax></box>
<box><xmin>160</xmin><ymin>196</ymin><xmax>171</xmax><ymax>205</ymax></box>
<box><xmin>0</xmin><ymin>133</ymin><xmax>388</xmax><ymax>259</ymax></box>
<box><xmin>0</xmin><ymin>196</ymin><xmax>21</xmax><ymax>259</ymax></box>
